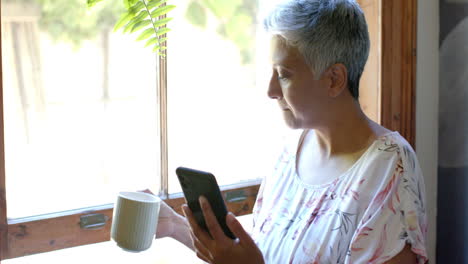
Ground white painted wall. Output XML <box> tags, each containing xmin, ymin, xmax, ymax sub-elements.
<box><xmin>416</xmin><ymin>0</ymin><xmax>439</xmax><ymax>262</ymax></box>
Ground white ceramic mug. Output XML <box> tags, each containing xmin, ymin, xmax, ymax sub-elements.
<box><xmin>111</xmin><ymin>191</ymin><xmax>161</xmax><ymax>252</ymax></box>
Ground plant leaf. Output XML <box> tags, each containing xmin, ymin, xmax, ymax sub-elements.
<box><xmin>124</xmin><ymin>19</ymin><xmax>139</xmax><ymax>33</ymax></box>
<box><xmin>125</xmin><ymin>0</ymin><xmax>140</xmax><ymax>10</ymax></box>
<box><xmin>117</xmin><ymin>0</ymin><xmax>175</xmax><ymax>55</ymax></box>
<box><xmin>114</xmin><ymin>12</ymin><xmax>134</xmax><ymax>32</ymax></box>
<box><xmin>153</xmin><ymin>44</ymin><xmax>161</xmax><ymax>52</ymax></box>
<box><xmin>132</xmin><ymin>9</ymin><xmax>149</xmax><ymax>21</ymax></box>
<box><xmin>202</xmin><ymin>0</ymin><xmax>242</xmax><ymax>19</ymax></box>
<box><xmin>225</xmin><ymin>13</ymin><xmax>252</xmax><ymax>46</ymax></box>
<box><xmin>152</xmin><ymin>17</ymin><xmax>173</xmax><ymax>28</ymax></box>
<box><xmin>185</xmin><ymin>1</ymin><xmax>207</xmax><ymax>29</ymax></box>
<box><xmin>145</xmin><ymin>37</ymin><xmax>159</xmax><ymax>47</ymax></box>
<box><xmin>153</xmin><ymin>45</ymin><xmax>167</xmax><ymax>52</ymax></box>
<box><xmin>157</xmin><ymin>46</ymin><xmax>167</xmax><ymax>56</ymax></box>
<box><xmin>123</xmin><ymin>10</ymin><xmax>147</xmax><ymax>33</ymax></box>
<box><xmin>150</xmin><ymin>5</ymin><xmax>176</xmax><ymax>18</ymax></box>
<box><xmin>156</xmin><ymin>27</ymin><xmax>171</xmax><ymax>36</ymax></box>
<box><xmin>131</xmin><ymin>19</ymin><xmax>152</xmax><ymax>33</ymax></box>
<box><xmin>136</xmin><ymin>27</ymin><xmax>155</xmax><ymax>41</ymax></box>
<box><xmin>129</xmin><ymin>1</ymin><xmax>145</xmax><ymax>14</ymax></box>
<box><xmin>87</xmin><ymin>0</ymin><xmax>104</xmax><ymax>8</ymax></box>
<box><xmin>155</xmin><ymin>45</ymin><xmax>167</xmax><ymax>54</ymax></box>
<box><xmin>147</xmin><ymin>0</ymin><xmax>168</xmax><ymax>10</ymax></box>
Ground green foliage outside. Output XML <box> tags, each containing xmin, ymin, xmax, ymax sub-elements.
<box><xmin>6</xmin><ymin>0</ymin><xmax>124</xmax><ymax>48</ymax></box>
<box><xmin>6</xmin><ymin>0</ymin><xmax>174</xmax><ymax>54</ymax></box>
<box><xmin>7</xmin><ymin>0</ymin><xmax>257</xmax><ymax>58</ymax></box>
<box><xmin>185</xmin><ymin>0</ymin><xmax>259</xmax><ymax>64</ymax></box>
<box><xmin>40</xmin><ymin>0</ymin><xmax>123</xmax><ymax>48</ymax></box>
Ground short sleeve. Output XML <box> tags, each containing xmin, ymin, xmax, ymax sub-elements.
<box><xmin>346</xmin><ymin>146</ymin><xmax>428</xmax><ymax>264</ymax></box>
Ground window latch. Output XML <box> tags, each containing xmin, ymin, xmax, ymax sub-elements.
<box><xmin>80</xmin><ymin>213</ymin><xmax>108</xmax><ymax>230</ymax></box>
<box><xmin>225</xmin><ymin>189</ymin><xmax>247</xmax><ymax>203</ymax></box>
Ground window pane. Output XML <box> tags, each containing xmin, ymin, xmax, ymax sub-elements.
<box><xmin>167</xmin><ymin>0</ymin><xmax>287</xmax><ymax>193</ymax></box>
<box><xmin>2</xmin><ymin>0</ymin><xmax>160</xmax><ymax>218</ymax></box>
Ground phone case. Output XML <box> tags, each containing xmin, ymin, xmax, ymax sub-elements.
<box><xmin>176</xmin><ymin>167</ymin><xmax>236</xmax><ymax>239</ymax></box>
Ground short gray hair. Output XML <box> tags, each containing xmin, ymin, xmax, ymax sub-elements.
<box><xmin>263</xmin><ymin>0</ymin><xmax>370</xmax><ymax>99</ymax></box>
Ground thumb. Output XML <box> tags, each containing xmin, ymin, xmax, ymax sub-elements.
<box><xmin>226</xmin><ymin>213</ymin><xmax>256</xmax><ymax>247</ymax></box>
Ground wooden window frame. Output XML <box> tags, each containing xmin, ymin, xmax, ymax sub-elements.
<box><xmin>0</xmin><ymin>0</ymin><xmax>417</xmax><ymax>261</ymax></box>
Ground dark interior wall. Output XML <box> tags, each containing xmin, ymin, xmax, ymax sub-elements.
<box><xmin>439</xmin><ymin>1</ymin><xmax>468</xmax><ymax>44</ymax></box>
<box><xmin>437</xmin><ymin>1</ymin><xmax>468</xmax><ymax>263</ymax></box>
<box><xmin>437</xmin><ymin>167</ymin><xmax>468</xmax><ymax>263</ymax></box>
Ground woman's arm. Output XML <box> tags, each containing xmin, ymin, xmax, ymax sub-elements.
<box><xmin>139</xmin><ymin>189</ymin><xmax>195</xmax><ymax>251</ymax></box>
<box><xmin>384</xmin><ymin>244</ymin><xmax>417</xmax><ymax>264</ymax></box>
<box><xmin>167</xmin><ymin>211</ymin><xmax>195</xmax><ymax>251</ymax></box>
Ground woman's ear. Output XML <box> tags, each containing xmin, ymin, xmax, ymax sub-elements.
<box><xmin>326</xmin><ymin>64</ymin><xmax>348</xmax><ymax>98</ymax></box>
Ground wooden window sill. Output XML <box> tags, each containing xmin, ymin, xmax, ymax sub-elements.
<box><xmin>3</xmin><ymin>214</ymin><xmax>253</xmax><ymax>264</ymax></box>
<box><xmin>4</xmin><ymin>238</ymin><xmax>203</xmax><ymax>264</ymax></box>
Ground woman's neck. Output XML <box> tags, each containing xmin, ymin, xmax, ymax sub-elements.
<box><xmin>310</xmin><ymin>100</ymin><xmax>386</xmax><ymax>158</ymax></box>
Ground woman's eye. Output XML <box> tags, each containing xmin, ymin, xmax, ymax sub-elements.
<box><xmin>278</xmin><ymin>75</ymin><xmax>288</xmax><ymax>81</ymax></box>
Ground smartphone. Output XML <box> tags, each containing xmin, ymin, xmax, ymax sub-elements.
<box><xmin>176</xmin><ymin>166</ymin><xmax>236</xmax><ymax>239</ymax></box>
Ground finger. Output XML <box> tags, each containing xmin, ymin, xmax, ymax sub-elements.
<box><xmin>193</xmin><ymin>236</ymin><xmax>213</xmax><ymax>262</ymax></box>
<box><xmin>199</xmin><ymin>196</ymin><xmax>229</xmax><ymax>243</ymax></box>
<box><xmin>182</xmin><ymin>204</ymin><xmax>213</xmax><ymax>246</ymax></box>
<box><xmin>196</xmin><ymin>251</ymin><xmax>211</xmax><ymax>264</ymax></box>
<box><xmin>191</xmin><ymin>229</ymin><xmax>213</xmax><ymax>263</ymax></box>
<box><xmin>226</xmin><ymin>212</ymin><xmax>257</xmax><ymax>248</ymax></box>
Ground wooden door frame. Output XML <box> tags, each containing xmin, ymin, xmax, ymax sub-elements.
<box><xmin>380</xmin><ymin>0</ymin><xmax>417</xmax><ymax>147</ymax></box>
<box><xmin>0</xmin><ymin>0</ymin><xmax>417</xmax><ymax>260</ymax></box>
<box><xmin>1</xmin><ymin>1</ymin><xmax>8</xmax><ymax>260</ymax></box>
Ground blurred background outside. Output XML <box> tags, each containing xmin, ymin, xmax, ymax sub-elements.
<box><xmin>1</xmin><ymin>0</ymin><xmax>287</xmax><ymax>218</ymax></box>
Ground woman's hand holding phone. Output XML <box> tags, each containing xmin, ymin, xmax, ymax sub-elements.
<box><xmin>182</xmin><ymin>196</ymin><xmax>265</xmax><ymax>264</ymax></box>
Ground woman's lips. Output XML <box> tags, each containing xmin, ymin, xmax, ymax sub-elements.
<box><xmin>278</xmin><ymin>101</ymin><xmax>289</xmax><ymax>111</ymax></box>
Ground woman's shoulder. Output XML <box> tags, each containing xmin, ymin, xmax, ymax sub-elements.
<box><xmin>367</xmin><ymin>123</ymin><xmax>414</xmax><ymax>155</ymax></box>
<box><xmin>373</xmin><ymin>131</ymin><xmax>419</xmax><ymax>171</ymax></box>
<box><xmin>355</xmin><ymin>132</ymin><xmax>424</xmax><ymax>201</ymax></box>
<box><xmin>348</xmin><ymin>132</ymin><xmax>428</xmax><ymax>263</ymax></box>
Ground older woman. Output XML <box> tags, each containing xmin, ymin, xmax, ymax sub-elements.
<box><xmin>156</xmin><ymin>0</ymin><xmax>428</xmax><ymax>263</ymax></box>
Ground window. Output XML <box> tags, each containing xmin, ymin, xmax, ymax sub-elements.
<box><xmin>0</xmin><ymin>0</ymin><xmax>417</xmax><ymax>260</ymax></box>
<box><xmin>166</xmin><ymin>0</ymin><xmax>288</xmax><ymax>193</ymax></box>
<box><xmin>2</xmin><ymin>0</ymin><xmax>161</xmax><ymax>219</ymax></box>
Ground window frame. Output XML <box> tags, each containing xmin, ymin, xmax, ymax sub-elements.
<box><xmin>0</xmin><ymin>0</ymin><xmax>417</xmax><ymax>260</ymax></box>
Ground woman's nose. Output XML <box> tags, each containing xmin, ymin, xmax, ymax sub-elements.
<box><xmin>267</xmin><ymin>73</ymin><xmax>283</xmax><ymax>100</ymax></box>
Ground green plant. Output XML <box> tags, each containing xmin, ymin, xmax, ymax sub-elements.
<box><xmin>8</xmin><ymin>0</ymin><xmax>123</xmax><ymax>47</ymax></box>
<box><xmin>87</xmin><ymin>0</ymin><xmax>175</xmax><ymax>56</ymax></box>
<box><xmin>185</xmin><ymin>0</ymin><xmax>258</xmax><ymax>64</ymax></box>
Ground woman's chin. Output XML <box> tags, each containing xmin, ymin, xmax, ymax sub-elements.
<box><xmin>283</xmin><ymin>116</ymin><xmax>301</xmax><ymax>129</ymax></box>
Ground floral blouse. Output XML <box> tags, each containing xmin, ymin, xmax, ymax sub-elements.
<box><xmin>251</xmin><ymin>131</ymin><xmax>428</xmax><ymax>264</ymax></box>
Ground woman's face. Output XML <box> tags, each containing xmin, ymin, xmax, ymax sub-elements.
<box><xmin>268</xmin><ymin>36</ymin><xmax>331</xmax><ymax>129</ymax></box>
